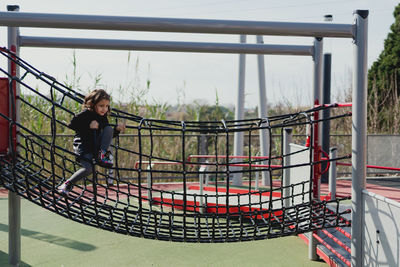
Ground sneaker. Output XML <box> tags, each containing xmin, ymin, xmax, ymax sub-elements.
<box><xmin>98</xmin><ymin>150</ymin><xmax>113</xmax><ymax>168</ymax></box>
<box><xmin>58</xmin><ymin>181</ymin><xmax>73</xmax><ymax>195</ymax></box>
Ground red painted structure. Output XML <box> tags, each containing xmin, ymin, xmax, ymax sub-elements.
<box><xmin>0</xmin><ymin>46</ymin><xmax>18</xmax><ymax>156</ymax></box>
<box><xmin>0</xmin><ymin>77</ymin><xmax>9</xmax><ymax>155</ymax></box>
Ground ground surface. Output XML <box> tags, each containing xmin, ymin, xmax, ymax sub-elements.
<box><xmin>2</xmin><ymin>175</ymin><xmax>399</xmax><ymax>266</ymax></box>
<box><xmin>0</xmin><ymin>197</ymin><xmax>326</xmax><ymax>267</ymax></box>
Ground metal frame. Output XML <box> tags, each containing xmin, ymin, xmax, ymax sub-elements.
<box><xmin>6</xmin><ymin>5</ymin><xmax>21</xmax><ymax>267</ymax></box>
<box><xmin>256</xmin><ymin>35</ymin><xmax>270</xmax><ymax>187</ymax></box>
<box><xmin>231</xmin><ymin>36</ymin><xmax>322</xmax><ymax>190</ymax></box>
<box><xmin>19</xmin><ymin>36</ymin><xmax>313</xmax><ymax>55</ymax></box>
<box><xmin>0</xmin><ymin>11</ymin><xmax>354</xmax><ymax>37</ymax></box>
<box><xmin>282</xmin><ymin>128</ymin><xmax>292</xmax><ymax>208</ymax></box>
<box><xmin>232</xmin><ymin>35</ymin><xmax>247</xmax><ymax>186</ymax></box>
<box><xmin>1</xmin><ymin>8</ymin><xmax>368</xmax><ymax>267</ymax></box>
<box><xmin>351</xmin><ymin>11</ymin><xmax>368</xmax><ymax>267</ymax></box>
<box><xmin>309</xmin><ymin>37</ymin><xmax>324</xmax><ymax>260</ymax></box>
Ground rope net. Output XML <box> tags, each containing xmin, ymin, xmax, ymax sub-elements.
<box><xmin>0</xmin><ymin>48</ymin><xmax>351</xmax><ymax>242</ymax></box>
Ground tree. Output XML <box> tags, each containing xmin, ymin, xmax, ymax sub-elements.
<box><xmin>368</xmin><ymin>3</ymin><xmax>400</xmax><ymax>133</ymax></box>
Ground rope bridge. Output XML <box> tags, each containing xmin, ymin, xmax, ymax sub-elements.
<box><xmin>0</xmin><ymin>47</ymin><xmax>351</xmax><ymax>242</ymax></box>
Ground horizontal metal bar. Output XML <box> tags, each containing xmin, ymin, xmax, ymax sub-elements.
<box><xmin>19</xmin><ymin>36</ymin><xmax>314</xmax><ymax>55</ymax></box>
<box><xmin>0</xmin><ymin>11</ymin><xmax>355</xmax><ymax>38</ymax></box>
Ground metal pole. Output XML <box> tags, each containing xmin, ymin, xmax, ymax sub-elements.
<box><xmin>328</xmin><ymin>147</ymin><xmax>337</xmax><ymax>200</ymax></box>
<box><xmin>321</xmin><ymin>53</ymin><xmax>331</xmax><ymax>184</ymax></box>
<box><xmin>19</xmin><ymin>36</ymin><xmax>314</xmax><ymax>55</ymax></box>
<box><xmin>309</xmin><ymin>37</ymin><xmax>323</xmax><ymax>261</ymax></box>
<box><xmin>313</xmin><ymin>38</ymin><xmax>323</xmax><ymax>150</ymax></box>
<box><xmin>199</xmin><ymin>165</ymin><xmax>206</xmax><ymax>213</ymax></box>
<box><xmin>351</xmin><ymin>10</ymin><xmax>368</xmax><ymax>267</ymax></box>
<box><xmin>7</xmin><ymin>5</ymin><xmax>21</xmax><ymax>267</ymax></box>
<box><xmin>256</xmin><ymin>35</ymin><xmax>270</xmax><ymax>187</ymax></box>
<box><xmin>146</xmin><ymin>164</ymin><xmax>152</xmax><ymax>202</ymax></box>
<box><xmin>254</xmin><ymin>162</ymin><xmax>259</xmax><ymax>191</ymax></box>
<box><xmin>232</xmin><ymin>35</ymin><xmax>246</xmax><ymax>186</ymax></box>
<box><xmin>0</xmin><ymin>11</ymin><xmax>355</xmax><ymax>37</ymax></box>
<box><xmin>282</xmin><ymin>128</ymin><xmax>292</xmax><ymax>208</ymax></box>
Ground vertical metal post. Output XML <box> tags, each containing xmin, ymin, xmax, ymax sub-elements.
<box><xmin>328</xmin><ymin>147</ymin><xmax>337</xmax><ymax>200</ymax></box>
<box><xmin>256</xmin><ymin>35</ymin><xmax>270</xmax><ymax>187</ymax></box>
<box><xmin>313</xmin><ymin>37</ymin><xmax>323</xmax><ymax>148</ymax></box>
<box><xmin>146</xmin><ymin>164</ymin><xmax>153</xmax><ymax>202</ymax></box>
<box><xmin>199</xmin><ymin>165</ymin><xmax>206</xmax><ymax>213</ymax></box>
<box><xmin>282</xmin><ymin>128</ymin><xmax>292</xmax><ymax>208</ymax></box>
<box><xmin>233</xmin><ymin>35</ymin><xmax>246</xmax><ymax>186</ymax></box>
<box><xmin>309</xmin><ymin>37</ymin><xmax>323</xmax><ymax>261</ymax></box>
<box><xmin>254</xmin><ymin>163</ymin><xmax>259</xmax><ymax>190</ymax></box>
<box><xmin>321</xmin><ymin>53</ymin><xmax>331</xmax><ymax>184</ymax></box>
<box><xmin>351</xmin><ymin>10</ymin><xmax>368</xmax><ymax>267</ymax></box>
<box><xmin>7</xmin><ymin>5</ymin><xmax>21</xmax><ymax>267</ymax></box>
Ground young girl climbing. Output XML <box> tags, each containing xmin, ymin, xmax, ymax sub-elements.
<box><xmin>58</xmin><ymin>89</ymin><xmax>126</xmax><ymax>195</ymax></box>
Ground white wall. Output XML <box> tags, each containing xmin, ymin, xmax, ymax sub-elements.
<box><xmin>288</xmin><ymin>144</ymin><xmax>311</xmax><ymax>205</ymax></box>
<box><xmin>363</xmin><ymin>190</ymin><xmax>400</xmax><ymax>267</ymax></box>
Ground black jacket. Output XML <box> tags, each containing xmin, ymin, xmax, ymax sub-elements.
<box><xmin>69</xmin><ymin>109</ymin><xmax>119</xmax><ymax>155</ymax></box>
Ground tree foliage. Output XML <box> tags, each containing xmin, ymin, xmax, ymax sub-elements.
<box><xmin>368</xmin><ymin>3</ymin><xmax>400</xmax><ymax>133</ymax></box>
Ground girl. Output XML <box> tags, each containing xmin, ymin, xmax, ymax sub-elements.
<box><xmin>58</xmin><ymin>89</ymin><xmax>126</xmax><ymax>195</ymax></box>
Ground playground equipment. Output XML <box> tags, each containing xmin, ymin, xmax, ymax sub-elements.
<box><xmin>322</xmin><ymin>154</ymin><xmax>400</xmax><ymax>266</ymax></box>
<box><xmin>0</xmin><ymin>6</ymin><xmax>370</xmax><ymax>267</ymax></box>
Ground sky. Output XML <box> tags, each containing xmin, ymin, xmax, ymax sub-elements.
<box><xmin>0</xmin><ymin>0</ymin><xmax>399</xmax><ymax>108</ymax></box>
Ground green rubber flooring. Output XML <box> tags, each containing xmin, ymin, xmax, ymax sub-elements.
<box><xmin>0</xmin><ymin>197</ymin><xmax>326</xmax><ymax>267</ymax></box>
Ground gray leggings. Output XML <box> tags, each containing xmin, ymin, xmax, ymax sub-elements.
<box><xmin>67</xmin><ymin>126</ymin><xmax>113</xmax><ymax>184</ymax></box>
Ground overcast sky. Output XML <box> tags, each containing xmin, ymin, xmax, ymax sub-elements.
<box><xmin>0</xmin><ymin>0</ymin><xmax>398</xmax><ymax>108</ymax></box>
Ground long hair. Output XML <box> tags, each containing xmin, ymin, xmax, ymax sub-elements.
<box><xmin>83</xmin><ymin>89</ymin><xmax>111</xmax><ymax>115</ymax></box>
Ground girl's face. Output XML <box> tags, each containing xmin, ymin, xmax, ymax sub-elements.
<box><xmin>94</xmin><ymin>99</ymin><xmax>110</xmax><ymax>116</ymax></box>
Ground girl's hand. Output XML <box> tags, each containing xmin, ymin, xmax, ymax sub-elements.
<box><xmin>90</xmin><ymin>120</ymin><xmax>99</xmax><ymax>129</ymax></box>
<box><xmin>116</xmin><ymin>122</ymin><xmax>126</xmax><ymax>132</ymax></box>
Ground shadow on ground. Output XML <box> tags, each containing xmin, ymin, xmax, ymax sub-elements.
<box><xmin>0</xmin><ymin>250</ymin><xmax>32</xmax><ymax>267</ymax></box>
<box><xmin>0</xmin><ymin>223</ymin><xmax>96</xmax><ymax>251</ymax></box>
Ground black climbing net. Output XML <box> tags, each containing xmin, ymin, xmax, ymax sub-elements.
<box><xmin>0</xmin><ymin>47</ymin><xmax>351</xmax><ymax>242</ymax></box>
